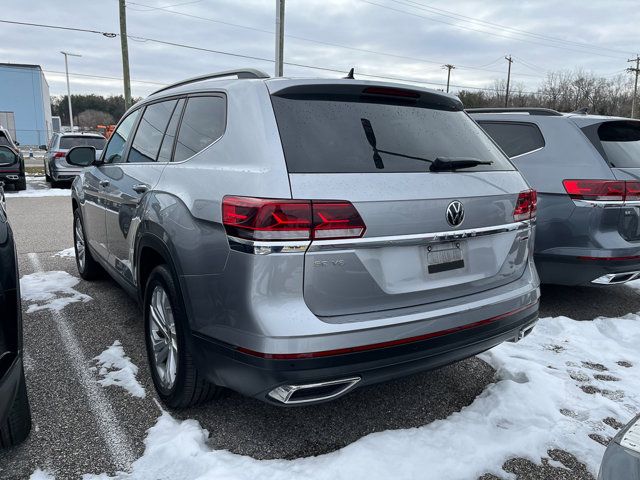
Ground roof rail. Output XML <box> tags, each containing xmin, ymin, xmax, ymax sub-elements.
<box><xmin>465</xmin><ymin>107</ymin><xmax>562</xmax><ymax>116</ymax></box>
<box><xmin>151</xmin><ymin>69</ymin><xmax>270</xmax><ymax>95</ymax></box>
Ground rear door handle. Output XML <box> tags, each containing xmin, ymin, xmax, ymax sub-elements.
<box><xmin>132</xmin><ymin>184</ymin><xmax>149</xmax><ymax>194</ymax></box>
<box><xmin>99</xmin><ymin>180</ymin><xmax>110</xmax><ymax>187</ymax></box>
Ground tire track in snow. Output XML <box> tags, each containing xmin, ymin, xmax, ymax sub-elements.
<box><xmin>26</xmin><ymin>253</ymin><xmax>135</xmax><ymax>472</ymax></box>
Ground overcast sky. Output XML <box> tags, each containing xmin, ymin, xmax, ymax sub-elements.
<box><xmin>1</xmin><ymin>0</ymin><xmax>639</xmax><ymax>98</ymax></box>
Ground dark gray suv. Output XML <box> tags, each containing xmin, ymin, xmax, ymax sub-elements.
<box><xmin>471</xmin><ymin>108</ymin><xmax>640</xmax><ymax>286</ymax></box>
<box><xmin>66</xmin><ymin>70</ymin><xmax>539</xmax><ymax>408</ymax></box>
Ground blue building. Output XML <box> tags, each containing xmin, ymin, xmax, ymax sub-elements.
<box><xmin>0</xmin><ymin>63</ymin><xmax>52</xmax><ymax>146</ymax></box>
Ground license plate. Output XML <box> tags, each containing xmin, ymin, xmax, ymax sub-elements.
<box><xmin>426</xmin><ymin>242</ymin><xmax>464</xmax><ymax>274</ymax></box>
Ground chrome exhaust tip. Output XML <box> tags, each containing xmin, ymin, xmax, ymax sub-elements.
<box><xmin>6</xmin><ymin>175</ymin><xmax>18</xmax><ymax>180</ymax></box>
<box><xmin>592</xmin><ymin>271</ymin><xmax>640</xmax><ymax>285</ymax></box>
<box><xmin>268</xmin><ymin>377</ymin><xmax>361</xmax><ymax>404</ymax></box>
<box><xmin>508</xmin><ymin>321</ymin><xmax>537</xmax><ymax>343</ymax></box>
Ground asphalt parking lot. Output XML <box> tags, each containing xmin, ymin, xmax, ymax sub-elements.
<box><xmin>1</xmin><ymin>179</ymin><xmax>639</xmax><ymax>479</ymax></box>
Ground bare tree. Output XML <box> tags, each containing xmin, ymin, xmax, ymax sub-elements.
<box><xmin>77</xmin><ymin>109</ymin><xmax>115</xmax><ymax>130</ymax></box>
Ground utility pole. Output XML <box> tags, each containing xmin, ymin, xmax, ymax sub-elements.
<box><xmin>628</xmin><ymin>55</ymin><xmax>640</xmax><ymax>118</ymax></box>
<box><xmin>119</xmin><ymin>0</ymin><xmax>132</xmax><ymax>109</ymax></box>
<box><xmin>504</xmin><ymin>55</ymin><xmax>513</xmax><ymax>108</ymax></box>
<box><xmin>60</xmin><ymin>51</ymin><xmax>81</xmax><ymax>130</ymax></box>
<box><xmin>275</xmin><ymin>0</ymin><xmax>285</xmax><ymax>77</ymax></box>
<box><xmin>442</xmin><ymin>64</ymin><xmax>455</xmax><ymax>93</ymax></box>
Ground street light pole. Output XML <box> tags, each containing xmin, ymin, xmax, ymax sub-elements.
<box><xmin>61</xmin><ymin>51</ymin><xmax>81</xmax><ymax>130</ymax></box>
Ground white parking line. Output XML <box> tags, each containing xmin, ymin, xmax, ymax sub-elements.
<box><xmin>26</xmin><ymin>253</ymin><xmax>135</xmax><ymax>472</ymax></box>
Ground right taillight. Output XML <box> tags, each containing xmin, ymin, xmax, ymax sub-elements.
<box><xmin>222</xmin><ymin>196</ymin><xmax>366</xmax><ymax>241</ymax></box>
<box><xmin>563</xmin><ymin>179</ymin><xmax>625</xmax><ymax>201</ymax></box>
<box><xmin>54</xmin><ymin>151</ymin><xmax>66</xmax><ymax>158</ymax></box>
<box><xmin>513</xmin><ymin>189</ymin><xmax>537</xmax><ymax>221</ymax></box>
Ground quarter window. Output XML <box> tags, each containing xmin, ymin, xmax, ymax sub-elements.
<box><xmin>103</xmin><ymin>110</ymin><xmax>141</xmax><ymax>164</ymax></box>
<box><xmin>478</xmin><ymin>121</ymin><xmax>545</xmax><ymax>158</ymax></box>
<box><xmin>128</xmin><ymin>100</ymin><xmax>178</xmax><ymax>163</ymax></box>
<box><xmin>173</xmin><ymin>96</ymin><xmax>225</xmax><ymax>162</ymax></box>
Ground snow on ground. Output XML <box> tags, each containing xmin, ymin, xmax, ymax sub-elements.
<box><xmin>20</xmin><ymin>271</ymin><xmax>91</xmax><ymax>313</ymax></box>
<box><xmin>93</xmin><ymin>341</ymin><xmax>145</xmax><ymax>398</ymax></box>
<box><xmin>53</xmin><ymin>247</ymin><xmax>75</xmax><ymax>258</ymax></box>
<box><xmin>84</xmin><ymin>314</ymin><xmax>640</xmax><ymax>480</ymax></box>
<box><xmin>29</xmin><ymin>469</ymin><xmax>55</xmax><ymax>480</ymax></box>
<box><xmin>4</xmin><ymin>177</ymin><xmax>70</xmax><ymax>198</ymax></box>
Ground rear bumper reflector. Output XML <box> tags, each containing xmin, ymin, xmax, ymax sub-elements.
<box><xmin>577</xmin><ymin>255</ymin><xmax>640</xmax><ymax>262</ymax></box>
<box><xmin>236</xmin><ymin>301</ymin><xmax>539</xmax><ymax>360</ymax></box>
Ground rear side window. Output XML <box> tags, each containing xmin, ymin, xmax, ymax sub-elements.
<box><xmin>477</xmin><ymin>122</ymin><xmax>545</xmax><ymax>158</ymax></box>
<box><xmin>271</xmin><ymin>96</ymin><xmax>513</xmax><ymax>173</ymax></box>
<box><xmin>59</xmin><ymin>136</ymin><xmax>106</xmax><ymax>150</ymax></box>
<box><xmin>128</xmin><ymin>100</ymin><xmax>178</xmax><ymax>163</ymax></box>
<box><xmin>594</xmin><ymin>121</ymin><xmax>640</xmax><ymax>168</ymax></box>
<box><xmin>157</xmin><ymin>98</ymin><xmax>185</xmax><ymax>163</ymax></box>
<box><xmin>0</xmin><ymin>134</ymin><xmax>11</xmax><ymax>147</ymax></box>
<box><xmin>173</xmin><ymin>96</ymin><xmax>226</xmax><ymax>162</ymax></box>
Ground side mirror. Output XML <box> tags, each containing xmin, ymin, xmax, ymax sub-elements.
<box><xmin>39</xmin><ymin>144</ymin><xmax>48</xmax><ymax>151</ymax></box>
<box><xmin>14</xmin><ymin>141</ymin><xmax>19</xmax><ymax>146</ymax></box>
<box><xmin>0</xmin><ymin>146</ymin><xmax>18</xmax><ymax>166</ymax></box>
<box><xmin>66</xmin><ymin>146</ymin><xmax>96</xmax><ymax>167</ymax></box>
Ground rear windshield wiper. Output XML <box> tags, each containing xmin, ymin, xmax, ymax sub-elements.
<box><xmin>429</xmin><ymin>157</ymin><xmax>493</xmax><ymax>172</ymax></box>
<box><xmin>361</xmin><ymin>118</ymin><xmax>433</xmax><ymax>169</ymax></box>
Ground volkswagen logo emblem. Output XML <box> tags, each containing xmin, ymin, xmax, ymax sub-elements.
<box><xmin>446</xmin><ymin>201</ymin><xmax>464</xmax><ymax>227</ymax></box>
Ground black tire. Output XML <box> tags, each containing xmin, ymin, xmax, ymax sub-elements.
<box><xmin>44</xmin><ymin>163</ymin><xmax>51</xmax><ymax>182</ymax></box>
<box><xmin>73</xmin><ymin>209</ymin><xmax>103</xmax><ymax>280</ymax></box>
<box><xmin>15</xmin><ymin>178</ymin><xmax>26</xmax><ymax>191</ymax></box>
<box><xmin>144</xmin><ymin>264</ymin><xmax>219</xmax><ymax>409</ymax></box>
<box><xmin>0</xmin><ymin>367</ymin><xmax>32</xmax><ymax>448</ymax></box>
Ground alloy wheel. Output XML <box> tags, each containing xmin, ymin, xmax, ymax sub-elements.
<box><xmin>74</xmin><ymin>216</ymin><xmax>86</xmax><ymax>271</ymax></box>
<box><xmin>148</xmin><ymin>285</ymin><xmax>178</xmax><ymax>390</ymax></box>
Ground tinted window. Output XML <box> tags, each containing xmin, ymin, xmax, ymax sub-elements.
<box><xmin>128</xmin><ymin>100</ymin><xmax>178</xmax><ymax>163</ymax></box>
<box><xmin>174</xmin><ymin>96</ymin><xmax>226</xmax><ymax>162</ymax></box>
<box><xmin>0</xmin><ymin>135</ymin><xmax>11</xmax><ymax>147</ymax></box>
<box><xmin>596</xmin><ymin>121</ymin><xmax>640</xmax><ymax>168</ymax></box>
<box><xmin>59</xmin><ymin>136</ymin><xmax>106</xmax><ymax>150</ymax></box>
<box><xmin>271</xmin><ymin>97</ymin><xmax>513</xmax><ymax>173</ymax></box>
<box><xmin>157</xmin><ymin>99</ymin><xmax>185</xmax><ymax>163</ymax></box>
<box><xmin>477</xmin><ymin>122</ymin><xmax>545</xmax><ymax>158</ymax></box>
<box><xmin>103</xmin><ymin>110</ymin><xmax>141</xmax><ymax>164</ymax></box>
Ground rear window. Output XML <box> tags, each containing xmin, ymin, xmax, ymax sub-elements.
<box><xmin>0</xmin><ymin>134</ymin><xmax>12</xmax><ymax>147</ymax></box>
<box><xmin>271</xmin><ymin>96</ymin><xmax>514</xmax><ymax>173</ymax></box>
<box><xmin>594</xmin><ymin>121</ymin><xmax>640</xmax><ymax>168</ymax></box>
<box><xmin>477</xmin><ymin>121</ymin><xmax>545</xmax><ymax>158</ymax></box>
<box><xmin>60</xmin><ymin>136</ymin><xmax>106</xmax><ymax>150</ymax></box>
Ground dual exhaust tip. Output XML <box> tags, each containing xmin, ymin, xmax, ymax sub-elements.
<box><xmin>592</xmin><ymin>271</ymin><xmax>640</xmax><ymax>285</ymax></box>
<box><xmin>268</xmin><ymin>377</ymin><xmax>361</xmax><ymax>405</ymax></box>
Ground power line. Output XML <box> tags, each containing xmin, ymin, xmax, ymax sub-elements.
<box><xmin>392</xmin><ymin>0</ymin><xmax>634</xmax><ymax>56</ymax></box>
<box><xmin>0</xmin><ymin>19</ymin><xmax>116</xmax><ymax>37</ymax></box>
<box><xmin>123</xmin><ymin>0</ymin><xmax>544</xmax><ymax>78</ymax></box>
<box><xmin>358</xmin><ymin>0</ymin><xmax>625</xmax><ymax>60</ymax></box>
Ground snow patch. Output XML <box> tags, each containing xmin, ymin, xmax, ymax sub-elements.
<box><xmin>20</xmin><ymin>271</ymin><xmax>91</xmax><ymax>313</ymax></box>
<box><xmin>84</xmin><ymin>314</ymin><xmax>640</xmax><ymax>480</ymax></box>
<box><xmin>29</xmin><ymin>469</ymin><xmax>55</xmax><ymax>480</ymax></box>
<box><xmin>93</xmin><ymin>341</ymin><xmax>145</xmax><ymax>398</ymax></box>
<box><xmin>5</xmin><ymin>177</ymin><xmax>70</xmax><ymax>197</ymax></box>
<box><xmin>53</xmin><ymin>247</ymin><xmax>75</xmax><ymax>258</ymax></box>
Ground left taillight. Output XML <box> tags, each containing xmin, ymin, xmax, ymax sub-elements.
<box><xmin>513</xmin><ymin>189</ymin><xmax>537</xmax><ymax>222</ymax></box>
<box><xmin>53</xmin><ymin>151</ymin><xmax>66</xmax><ymax>158</ymax></box>
<box><xmin>222</xmin><ymin>196</ymin><xmax>366</xmax><ymax>241</ymax></box>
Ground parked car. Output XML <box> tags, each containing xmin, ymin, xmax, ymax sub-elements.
<box><xmin>470</xmin><ymin>108</ymin><xmax>640</xmax><ymax>286</ymax></box>
<box><xmin>0</xmin><ymin>127</ymin><xmax>26</xmax><ymax>191</ymax></box>
<box><xmin>43</xmin><ymin>132</ymin><xmax>106</xmax><ymax>187</ymax></box>
<box><xmin>598</xmin><ymin>413</ymin><xmax>640</xmax><ymax>480</ymax></box>
<box><xmin>0</xmin><ymin>152</ymin><xmax>32</xmax><ymax>446</ymax></box>
<box><xmin>67</xmin><ymin>69</ymin><xmax>540</xmax><ymax>408</ymax></box>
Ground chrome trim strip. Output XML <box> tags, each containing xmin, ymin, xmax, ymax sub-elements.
<box><xmin>310</xmin><ymin>220</ymin><xmax>532</xmax><ymax>250</ymax></box>
<box><xmin>509</xmin><ymin>146</ymin><xmax>544</xmax><ymax>160</ymax></box>
<box><xmin>573</xmin><ymin>199</ymin><xmax>640</xmax><ymax>208</ymax></box>
<box><xmin>267</xmin><ymin>377</ymin><xmax>361</xmax><ymax>404</ymax></box>
<box><xmin>228</xmin><ymin>220</ymin><xmax>532</xmax><ymax>254</ymax></box>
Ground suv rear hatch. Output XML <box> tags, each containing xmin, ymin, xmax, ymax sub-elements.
<box><xmin>580</xmin><ymin>119</ymin><xmax>640</xmax><ymax>242</ymax></box>
<box><xmin>0</xmin><ymin>135</ymin><xmax>18</xmax><ymax>172</ymax></box>
<box><xmin>269</xmin><ymin>82</ymin><xmax>534</xmax><ymax>317</ymax></box>
<box><xmin>56</xmin><ymin>136</ymin><xmax>106</xmax><ymax>164</ymax></box>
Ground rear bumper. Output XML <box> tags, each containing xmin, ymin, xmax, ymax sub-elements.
<box><xmin>0</xmin><ymin>171</ymin><xmax>24</xmax><ymax>182</ymax></box>
<box><xmin>51</xmin><ymin>168</ymin><xmax>81</xmax><ymax>182</ymax></box>
<box><xmin>536</xmin><ymin>253</ymin><xmax>640</xmax><ymax>285</ymax></box>
<box><xmin>190</xmin><ymin>302</ymin><xmax>539</xmax><ymax>405</ymax></box>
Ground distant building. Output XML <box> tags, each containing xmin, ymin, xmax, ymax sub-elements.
<box><xmin>0</xmin><ymin>63</ymin><xmax>52</xmax><ymax>146</ymax></box>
